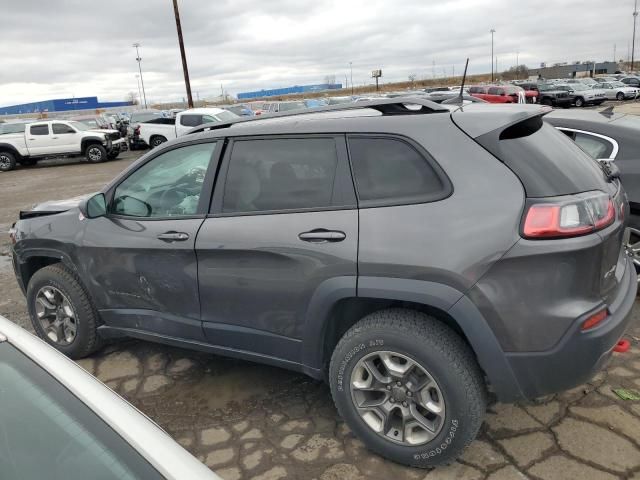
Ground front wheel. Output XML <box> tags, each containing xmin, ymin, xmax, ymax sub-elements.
<box><xmin>107</xmin><ymin>150</ymin><xmax>120</xmax><ymax>160</ymax></box>
<box><xmin>617</xmin><ymin>92</ymin><xmax>625</xmax><ymax>101</ymax></box>
<box><xmin>329</xmin><ymin>309</ymin><xmax>487</xmax><ymax>467</ymax></box>
<box><xmin>85</xmin><ymin>144</ymin><xmax>107</xmax><ymax>163</ymax></box>
<box><xmin>27</xmin><ymin>264</ymin><xmax>102</xmax><ymax>358</ymax></box>
<box><xmin>575</xmin><ymin>97</ymin><xmax>585</xmax><ymax>107</ymax></box>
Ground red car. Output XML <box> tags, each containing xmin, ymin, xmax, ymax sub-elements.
<box><xmin>469</xmin><ymin>85</ymin><xmax>538</xmax><ymax>104</ymax></box>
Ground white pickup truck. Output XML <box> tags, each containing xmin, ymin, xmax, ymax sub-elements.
<box><xmin>0</xmin><ymin>120</ymin><xmax>126</xmax><ymax>172</ymax></box>
<box><xmin>138</xmin><ymin>108</ymin><xmax>238</xmax><ymax>148</ymax></box>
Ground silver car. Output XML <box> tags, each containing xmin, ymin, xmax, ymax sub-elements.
<box><xmin>598</xmin><ymin>81</ymin><xmax>639</xmax><ymax>100</ymax></box>
<box><xmin>0</xmin><ymin>315</ymin><xmax>219</xmax><ymax>480</ymax></box>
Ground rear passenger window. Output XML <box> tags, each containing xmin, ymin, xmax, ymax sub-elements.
<box><xmin>222</xmin><ymin>138</ymin><xmax>339</xmax><ymax>213</ymax></box>
<box><xmin>180</xmin><ymin>114</ymin><xmax>203</xmax><ymax>127</ymax></box>
<box><xmin>30</xmin><ymin>124</ymin><xmax>49</xmax><ymax>136</ymax></box>
<box><xmin>348</xmin><ymin>137</ymin><xmax>448</xmax><ymax>206</ymax></box>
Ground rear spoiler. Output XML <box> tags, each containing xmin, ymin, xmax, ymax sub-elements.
<box><xmin>451</xmin><ymin>104</ymin><xmax>552</xmax><ymax>139</ymax></box>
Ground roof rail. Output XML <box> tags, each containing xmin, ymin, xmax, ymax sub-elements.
<box><xmin>186</xmin><ymin>97</ymin><xmax>448</xmax><ymax>135</ymax></box>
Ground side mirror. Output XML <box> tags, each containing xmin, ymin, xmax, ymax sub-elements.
<box><xmin>82</xmin><ymin>193</ymin><xmax>107</xmax><ymax>219</ymax></box>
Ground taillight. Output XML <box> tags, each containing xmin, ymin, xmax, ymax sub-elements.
<box><xmin>522</xmin><ymin>191</ymin><xmax>615</xmax><ymax>239</ymax></box>
<box><xmin>581</xmin><ymin>308</ymin><xmax>608</xmax><ymax>331</ymax></box>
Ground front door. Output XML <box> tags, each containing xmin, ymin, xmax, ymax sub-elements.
<box><xmin>78</xmin><ymin>140</ymin><xmax>220</xmax><ymax>340</ymax></box>
<box><xmin>196</xmin><ymin>136</ymin><xmax>358</xmax><ymax>363</ymax></box>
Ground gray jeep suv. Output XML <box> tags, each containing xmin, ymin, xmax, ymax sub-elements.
<box><xmin>9</xmin><ymin>99</ymin><xmax>637</xmax><ymax>467</ymax></box>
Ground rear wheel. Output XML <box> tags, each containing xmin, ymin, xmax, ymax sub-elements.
<box><xmin>150</xmin><ymin>135</ymin><xmax>167</xmax><ymax>148</ymax></box>
<box><xmin>107</xmin><ymin>150</ymin><xmax>120</xmax><ymax>160</ymax></box>
<box><xmin>540</xmin><ymin>97</ymin><xmax>553</xmax><ymax>106</ymax></box>
<box><xmin>617</xmin><ymin>92</ymin><xmax>625</xmax><ymax>101</ymax></box>
<box><xmin>329</xmin><ymin>309</ymin><xmax>487</xmax><ymax>467</ymax></box>
<box><xmin>575</xmin><ymin>97</ymin><xmax>585</xmax><ymax>107</ymax></box>
<box><xmin>0</xmin><ymin>151</ymin><xmax>17</xmax><ymax>171</ymax></box>
<box><xmin>27</xmin><ymin>264</ymin><xmax>102</xmax><ymax>359</ymax></box>
<box><xmin>85</xmin><ymin>144</ymin><xmax>107</xmax><ymax>163</ymax></box>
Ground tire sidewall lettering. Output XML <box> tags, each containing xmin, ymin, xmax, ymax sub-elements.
<box><xmin>336</xmin><ymin>339</ymin><xmax>384</xmax><ymax>392</ymax></box>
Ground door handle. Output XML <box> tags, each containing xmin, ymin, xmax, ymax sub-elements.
<box><xmin>51</xmin><ymin>136</ymin><xmax>59</xmax><ymax>139</ymax></box>
<box><xmin>157</xmin><ymin>231</ymin><xmax>190</xmax><ymax>242</ymax></box>
<box><xmin>298</xmin><ymin>229</ymin><xmax>346</xmax><ymax>243</ymax></box>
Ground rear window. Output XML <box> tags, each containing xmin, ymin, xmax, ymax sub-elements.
<box><xmin>347</xmin><ymin>136</ymin><xmax>450</xmax><ymax>206</ymax></box>
<box><xmin>477</xmin><ymin>117</ymin><xmax>608</xmax><ymax>197</ymax></box>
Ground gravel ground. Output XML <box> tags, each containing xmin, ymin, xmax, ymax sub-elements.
<box><xmin>2</xmin><ymin>138</ymin><xmax>640</xmax><ymax>480</ymax></box>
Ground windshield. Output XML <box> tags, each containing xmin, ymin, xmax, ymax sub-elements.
<box><xmin>0</xmin><ymin>123</ymin><xmax>27</xmax><ymax>134</ymax></box>
<box><xmin>611</xmin><ymin>82</ymin><xmax>626</xmax><ymax>88</ymax></box>
<box><xmin>68</xmin><ymin>121</ymin><xmax>91</xmax><ymax>131</ymax></box>
<box><xmin>0</xmin><ymin>343</ymin><xmax>163</xmax><ymax>480</ymax></box>
<box><xmin>214</xmin><ymin>110</ymin><xmax>238</xmax><ymax>122</ymax></box>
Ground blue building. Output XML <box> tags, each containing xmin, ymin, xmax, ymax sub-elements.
<box><xmin>237</xmin><ymin>83</ymin><xmax>343</xmax><ymax>100</ymax></box>
<box><xmin>0</xmin><ymin>96</ymin><xmax>133</xmax><ymax>115</ymax></box>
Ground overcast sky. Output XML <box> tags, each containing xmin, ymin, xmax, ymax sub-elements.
<box><xmin>0</xmin><ymin>0</ymin><xmax>635</xmax><ymax>106</ymax></box>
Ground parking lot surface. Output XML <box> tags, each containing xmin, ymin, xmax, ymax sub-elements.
<box><xmin>2</xmin><ymin>150</ymin><xmax>640</xmax><ymax>480</ymax></box>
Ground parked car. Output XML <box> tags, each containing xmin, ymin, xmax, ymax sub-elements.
<box><xmin>620</xmin><ymin>76</ymin><xmax>640</xmax><ymax>88</ymax></box>
<box><xmin>139</xmin><ymin>108</ymin><xmax>238</xmax><ymax>148</ymax></box>
<box><xmin>469</xmin><ymin>85</ymin><xmax>537</xmax><ymax>103</ymax></box>
<box><xmin>566</xmin><ymin>77</ymin><xmax>599</xmax><ymax>87</ymax></box>
<box><xmin>0</xmin><ymin>314</ymin><xmax>219</xmax><ymax>479</ymax></box>
<box><xmin>595</xmin><ymin>76</ymin><xmax>619</xmax><ymax>83</ymax></box>
<box><xmin>536</xmin><ymin>83</ymin><xmax>572</xmax><ymax>107</ymax></box>
<box><xmin>0</xmin><ymin>120</ymin><xmax>125</xmax><ymax>171</ymax></box>
<box><xmin>260</xmin><ymin>101</ymin><xmax>308</xmax><ymax>114</ymax></box>
<box><xmin>222</xmin><ymin>104</ymin><xmax>254</xmax><ymax>116</ymax></box>
<box><xmin>10</xmin><ymin>98</ymin><xmax>636</xmax><ymax>467</ymax></box>
<box><xmin>555</xmin><ymin>83</ymin><xmax>606</xmax><ymax>107</ymax></box>
<box><xmin>598</xmin><ymin>81</ymin><xmax>639</xmax><ymax>101</ymax></box>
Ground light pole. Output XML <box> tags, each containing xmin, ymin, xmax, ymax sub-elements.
<box><xmin>490</xmin><ymin>29</ymin><xmax>496</xmax><ymax>81</ymax></box>
<box><xmin>349</xmin><ymin>62</ymin><xmax>354</xmax><ymax>95</ymax></box>
<box><xmin>516</xmin><ymin>51</ymin><xmax>519</xmax><ymax>79</ymax></box>
<box><xmin>633</xmin><ymin>0</ymin><xmax>638</xmax><ymax>71</ymax></box>
<box><xmin>133</xmin><ymin>43</ymin><xmax>148</xmax><ymax>109</ymax></box>
<box><xmin>135</xmin><ymin>74</ymin><xmax>142</xmax><ymax>106</ymax></box>
<box><xmin>172</xmin><ymin>0</ymin><xmax>194</xmax><ymax>108</ymax></box>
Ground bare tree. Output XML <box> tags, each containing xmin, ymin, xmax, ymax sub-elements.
<box><xmin>408</xmin><ymin>73</ymin><xmax>417</xmax><ymax>86</ymax></box>
<box><xmin>126</xmin><ymin>91</ymin><xmax>139</xmax><ymax>105</ymax></box>
<box><xmin>324</xmin><ymin>75</ymin><xmax>336</xmax><ymax>86</ymax></box>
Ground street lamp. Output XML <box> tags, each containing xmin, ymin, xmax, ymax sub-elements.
<box><xmin>490</xmin><ymin>29</ymin><xmax>496</xmax><ymax>81</ymax></box>
<box><xmin>133</xmin><ymin>43</ymin><xmax>148</xmax><ymax>109</ymax></box>
<box><xmin>349</xmin><ymin>62</ymin><xmax>354</xmax><ymax>95</ymax></box>
<box><xmin>135</xmin><ymin>74</ymin><xmax>142</xmax><ymax>106</ymax></box>
<box><xmin>633</xmin><ymin>0</ymin><xmax>638</xmax><ymax>71</ymax></box>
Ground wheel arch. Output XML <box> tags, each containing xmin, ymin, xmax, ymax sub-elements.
<box><xmin>0</xmin><ymin>143</ymin><xmax>23</xmax><ymax>160</ymax></box>
<box><xmin>302</xmin><ymin>276</ymin><xmax>524</xmax><ymax>402</ymax></box>
<box><xmin>17</xmin><ymin>249</ymin><xmax>79</xmax><ymax>292</ymax></box>
<box><xmin>81</xmin><ymin>137</ymin><xmax>105</xmax><ymax>154</ymax></box>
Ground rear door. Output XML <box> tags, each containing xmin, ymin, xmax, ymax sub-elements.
<box><xmin>196</xmin><ymin>135</ymin><xmax>358</xmax><ymax>362</ymax></box>
<box><xmin>26</xmin><ymin>123</ymin><xmax>52</xmax><ymax>155</ymax></box>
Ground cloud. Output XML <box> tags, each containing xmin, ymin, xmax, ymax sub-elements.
<box><xmin>0</xmin><ymin>0</ymin><xmax>632</xmax><ymax>106</ymax></box>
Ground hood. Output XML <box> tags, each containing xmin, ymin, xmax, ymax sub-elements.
<box><xmin>87</xmin><ymin>128</ymin><xmax>118</xmax><ymax>135</ymax></box>
<box><xmin>19</xmin><ymin>193</ymin><xmax>94</xmax><ymax>219</ymax></box>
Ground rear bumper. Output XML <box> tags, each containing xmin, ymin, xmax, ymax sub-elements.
<box><xmin>505</xmin><ymin>256</ymin><xmax>637</xmax><ymax>399</ymax></box>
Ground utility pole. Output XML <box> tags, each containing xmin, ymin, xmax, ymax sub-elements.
<box><xmin>633</xmin><ymin>0</ymin><xmax>638</xmax><ymax>71</ymax></box>
<box><xmin>133</xmin><ymin>43</ymin><xmax>148</xmax><ymax>109</ymax></box>
<box><xmin>172</xmin><ymin>0</ymin><xmax>194</xmax><ymax>108</ymax></box>
<box><xmin>432</xmin><ymin>60</ymin><xmax>436</xmax><ymax>79</ymax></box>
<box><xmin>614</xmin><ymin>43</ymin><xmax>617</xmax><ymax>63</ymax></box>
<box><xmin>135</xmin><ymin>74</ymin><xmax>143</xmax><ymax>106</ymax></box>
<box><xmin>516</xmin><ymin>51</ymin><xmax>519</xmax><ymax>79</ymax></box>
<box><xmin>349</xmin><ymin>62</ymin><xmax>354</xmax><ymax>95</ymax></box>
<box><xmin>490</xmin><ymin>29</ymin><xmax>496</xmax><ymax>81</ymax></box>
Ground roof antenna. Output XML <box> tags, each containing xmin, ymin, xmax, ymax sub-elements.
<box><xmin>459</xmin><ymin>58</ymin><xmax>470</xmax><ymax>102</ymax></box>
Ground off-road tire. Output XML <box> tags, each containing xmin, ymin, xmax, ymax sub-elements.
<box><xmin>329</xmin><ymin>309</ymin><xmax>487</xmax><ymax>468</ymax></box>
<box><xmin>150</xmin><ymin>135</ymin><xmax>167</xmax><ymax>148</ymax></box>
<box><xmin>0</xmin><ymin>151</ymin><xmax>17</xmax><ymax>172</ymax></box>
<box><xmin>85</xmin><ymin>143</ymin><xmax>107</xmax><ymax>163</ymax></box>
<box><xmin>27</xmin><ymin>264</ymin><xmax>102</xmax><ymax>359</ymax></box>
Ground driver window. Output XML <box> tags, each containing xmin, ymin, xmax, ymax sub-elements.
<box><xmin>112</xmin><ymin>142</ymin><xmax>216</xmax><ymax>217</ymax></box>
